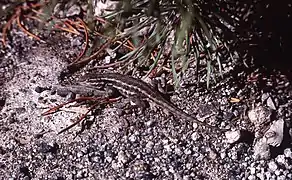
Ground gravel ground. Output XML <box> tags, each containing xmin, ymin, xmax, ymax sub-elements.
<box><xmin>1</xmin><ymin>2</ymin><xmax>292</xmax><ymax>180</ymax></box>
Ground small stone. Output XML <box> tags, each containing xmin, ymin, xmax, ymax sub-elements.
<box><xmin>253</xmin><ymin>138</ymin><xmax>270</xmax><ymax>160</ymax></box>
<box><xmin>209</xmin><ymin>149</ymin><xmax>217</xmax><ymax>160</ymax></box>
<box><xmin>105</xmin><ymin>156</ymin><xmax>112</xmax><ymax>163</ymax></box>
<box><xmin>265</xmin><ymin>171</ymin><xmax>272</xmax><ymax>179</ymax></box>
<box><xmin>284</xmin><ymin>148</ymin><xmax>292</xmax><ymax>158</ymax></box>
<box><xmin>256</xmin><ymin>172</ymin><xmax>265</xmax><ymax>180</ymax></box>
<box><xmin>275</xmin><ymin>154</ymin><xmax>286</xmax><ymax>166</ymax></box>
<box><xmin>53</xmin><ymin>3</ymin><xmax>64</xmax><ymax>17</ymax></box>
<box><xmin>105</xmin><ymin>48</ymin><xmax>116</xmax><ymax>58</ymax></box>
<box><xmin>174</xmin><ymin>147</ymin><xmax>182</xmax><ymax>156</ymax></box>
<box><xmin>104</xmin><ymin>56</ymin><xmax>111</xmax><ymax>64</ymax></box>
<box><xmin>66</xmin><ymin>4</ymin><xmax>81</xmax><ymax>17</ymax></box>
<box><xmin>129</xmin><ymin>134</ymin><xmax>137</xmax><ymax>142</ymax></box>
<box><xmin>145</xmin><ymin>141</ymin><xmax>154</xmax><ymax>150</ymax></box>
<box><xmin>250</xmin><ymin>167</ymin><xmax>256</xmax><ymax>174</ymax></box>
<box><xmin>225</xmin><ymin>130</ymin><xmax>241</xmax><ymax>144</ymax></box>
<box><xmin>145</xmin><ymin>120</ymin><xmax>154</xmax><ymax>127</ymax></box>
<box><xmin>66</xmin><ymin>92</ymin><xmax>76</xmax><ymax>100</ymax></box>
<box><xmin>277</xmin><ymin>175</ymin><xmax>287</xmax><ymax>180</ymax></box>
<box><xmin>283</xmin><ymin>170</ymin><xmax>289</xmax><ymax>176</ymax></box>
<box><xmin>267</xmin><ymin>97</ymin><xmax>276</xmax><ymax>110</ymax></box>
<box><xmin>117</xmin><ymin>151</ymin><xmax>128</xmax><ymax>164</ymax></box>
<box><xmin>184</xmin><ymin>148</ymin><xmax>192</xmax><ymax>155</ymax></box>
<box><xmin>77</xmin><ymin>151</ymin><xmax>83</xmax><ymax>158</ymax></box>
<box><xmin>268</xmin><ymin>161</ymin><xmax>278</xmax><ymax>172</ymax></box>
<box><xmin>76</xmin><ymin>169</ymin><xmax>87</xmax><ymax>178</ymax></box>
<box><xmin>261</xmin><ymin>93</ymin><xmax>269</xmax><ymax>102</ymax></box>
<box><xmin>248</xmin><ymin>175</ymin><xmax>256</xmax><ymax>180</ymax></box>
<box><xmin>274</xmin><ymin>169</ymin><xmax>281</xmax><ymax>176</ymax></box>
<box><xmin>220</xmin><ymin>152</ymin><xmax>226</xmax><ymax>159</ymax></box>
<box><xmin>191</xmin><ymin>132</ymin><xmax>200</xmax><ymax>141</ymax></box>
<box><xmin>264</xmin><ymin>119</ymin><xmax>284</xmax><ymax>147</ymax></box>
<box><xmin>164</xmin><ymin>144</ymin><xmax>172</xmax><ymax>152</ymax></box>
<box><xmin>229</xmin><ymin>150</ymin><xmax>238</xmax><ymax>160</ymax></box>
<box><xmin>248</xmin><ymin>105</ymin><xmax>271</xmax><ymax>128</ymax></box>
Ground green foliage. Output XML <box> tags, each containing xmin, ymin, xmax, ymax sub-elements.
<box><xmin>106</xmin><ymin>0</ymin><xmax>225</xmax><ymax>88</ymax></box>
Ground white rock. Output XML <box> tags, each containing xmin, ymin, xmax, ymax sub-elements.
<box><xmin>267</xmin><ymin>97</ymin><xmax>276</xmax><ymax>110</ymax></box>
<box><xmin>256</xmin><ymin>172</ymin><xmax>265</xmax><ymax>180</ymax></box>
<box><xmin>274</xmin><ymin>169</ymin><xmax>281</xmax><ymax>176</ymax></box>
<box><xmin>268</xmin><ymin>161</ymin><xmax>278</xmax><ymax>172</ymax></box>
<box><xmin>275</xmin><ymin>154</ymin><xmax>286</xmax><ymax>166</ymax></box>
<box><xmin>66</xmin><ymin>4</ymin><xmax>81</xmax><ymax>17</ymax></box>
<box><xmin>264</xmin><ymin>119</ymin><xmax>284</xmax><ymax>147</ymax></box>
<box><xmin>104</xmin><ymin>56</ymin><xmax>111</xmax><ymax>64</ymax></box>
<box><xmin>261</xmin><ymin>93</ymin><xmax>269</xmax><ymax>102</ymax></box>
<box><xmin>225</xmin><ymin>130</ymin><xmax>241</xmax><ymax>144</ymax></box>
<box><xmin>117</xmin><ymin>151</ymin><xmax>128</xmax><ymax>164</ymax></box>
<box><xmin>250</xmin><ymin>167</ymin><xmax>256</xmax><ymax>174</ymax></box>
<box><xmin>191</xmin><ymin>132</ymin><xmax>200</xmax><ymax>141</ymax></box>
<box><xmin>248</xmin><ymin>105</ymin><xmax>271</xmax><ymax>127</ymax></box>
<box><xmin>253</xmin><ymin>138</ymin><xmax>270</xmax><ymax>160</ymax></box>
<box><xmin>248</xmin><ymin>175</ymin><xmax>256</xmax><ymax>180</ymax></box>
<box><xmin>284</xmin><ymin>148</ymin><xmax>292</xmax><ymax>158</ymax></box>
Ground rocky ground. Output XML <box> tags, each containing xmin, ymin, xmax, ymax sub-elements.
<box><xmin>1</xmin><ymin>2</ymin><xmax>292</xmax><ymax>180</ymax></box>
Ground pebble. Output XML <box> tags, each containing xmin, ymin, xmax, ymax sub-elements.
<box><xmin>264</xmin><ymin>119</ymin><xmax>284</xmax><ymax>147</ymax></box>
<box><xmin>268</xmin><ymin>161</ymin><xmax>278</xmax><ymax>172</ymax></box>
<box><xmin>220</xmin><ymin>152</ymin><xmax>226</xmax><ymax>159</ymax></box>
<box><xmin>265</xmin><ymin>171</ymin><xmax>272</xmax><ymax>179</ymax></box>
<box><xmin>283</xmin><ymin>170</ymin><xmax>289</xmax><ymax>176</ymax></box>
<box><xmin>77</xmin><ymin>151</ymin><xmax>83</xmax><ymax>158</ymax></box>
<box><xmin>267</xmin><ymin>97</ymin><xmax>276</xmax><ymax>110</ymax></box>
<box><xmin>256</xmin><ymin>172</ymin><xmax>265</xmax><ymax>180</ymax></box>
<box><xmin>145</xmin><ymin>141</ymin><xmax>154</xmax><ymax>151</ymax></box>
<box><xmin>248</xmin><ymin>105</ymin><xmax>271</xmax><ymax>128</ymax></box>
<box><xmin>145</xmin><ymin>120</ymin><xmax>154</xmax><ymax>127</ymax></box>
<box><xmin>229</xmin><ymin>151</ymin><xmax>238</xmax><ymax>160</ymax></box>
<box><xmin>76</xmin><ymin>169</ymin><xmax>87</xmax><ymax>178</ymax></box>
<box><xmin>275</xmin><ymin>154</ymin><xmax>286</xmax><ymax>166</ymax></box>
<box><xmin>191</xmin><ymin>132</ymin><xmax>200</xmax><ymax>141</ymax></box>
<box><xmin>164</xmin><ymin>144</ymin><xmax>172</xmax><ymax>152</ymax></box>
<box><xmin>104</xmin><ymin>56</ymin><xmax>111</xmax><ymax>63</ymax></box>
<box><xmin>192</xmin><ymin>122</ymin><xmax>198</xmax><ymax>130</ymax></box>
<box><xmin>105</xmin><ymin>156</ymin><xmax>112</xmax><ymax>163</ymax></box>
<box><xmin>225</xmin><ymin>130</ymin><xmax>241</xmax><ymax>144</ymax></box>
<box><xmin>253</xmin><ymin>138</ymin><xmax>270</xmax><ymax>160</ymax></box>
<box><xmin>117</xmin><ymin>151</ymin><xmax>128</xmax><ymax>164</ymax></box>
<box><xmin>277</xmin><ymin>175</ymin><xmax>286</xmax><ymax>180</ymax></box>
<box><xmin>184</xmin><ymin>148</ymin><xmax>192</xmax><ymax>155</ymax></box>
<box><xmin>284</xmin><ymin>148</ymin><xmax>292</xmax><ymax>158</ymax></box>
<box><xmin>129</xmin><ymin>134</ymin><xmax>137</xmax><ymax>142</ymax></box>
<box><xmin>248</xmin><ymin>175</ymin><xmax>256</xmax><ymax>180</ymax></box>
<box><xmin>174</xmin><ymin>147</ymin><xmax>182</xmax><ymax>156</ymax></box>
<box><xmin>261</xmin><ymin>93</ymin><xmax>269</xmax><ymax>102</ymax></box>
<box><xmin>208</xmin><ymin>149</ymin><xmax>217</xmax><ymax>160</ymax></box>
<box><xmin>250</xmin><ymin>167</ymin><xmax>256</xmax><ymax>174</ymax></box>
<box><xmin>66</xmin><ymin>4</ymin><xmax>81</xmax><ymax>17</ymax></box>
<box><xmin>274</xmin><ymin>169</ymin><xmax>281</xmax><ymax>176</ymax></box>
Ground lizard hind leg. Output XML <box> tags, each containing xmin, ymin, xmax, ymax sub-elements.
<box><xmin>119</xmin><ymin>96</ymin><xmax>149</xmax><ymax>116</ymax></box>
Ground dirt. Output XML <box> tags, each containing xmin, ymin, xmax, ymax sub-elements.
<box><xmin>1</xmin><ymin>4</ymin><xmax>292</xmax><ymax>180</ymax></box>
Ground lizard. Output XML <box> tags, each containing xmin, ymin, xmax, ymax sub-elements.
<box><xmin>80</xmin><ymin>72</ymin><xmax>227</xmax><ymax>133</ymax></box>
